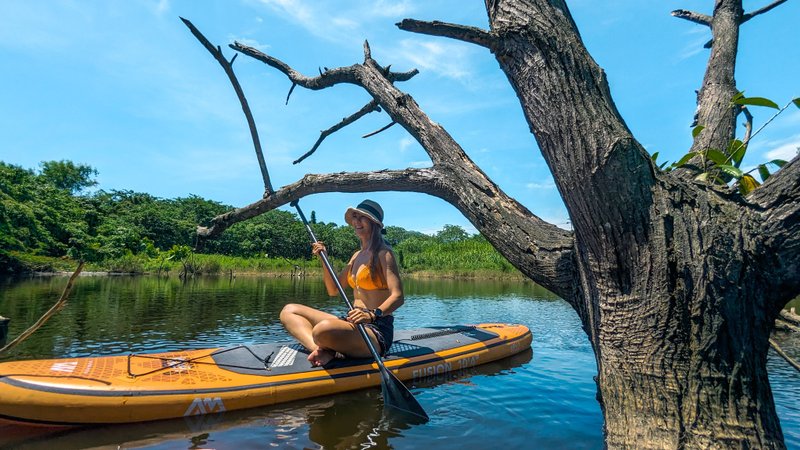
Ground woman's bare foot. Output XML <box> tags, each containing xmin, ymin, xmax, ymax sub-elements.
<box><xmin>307</xmin><ymin>348</ymin><xmax>335</xmax><ymax>366</ymax></box>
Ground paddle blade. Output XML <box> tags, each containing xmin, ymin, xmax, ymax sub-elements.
<box><xmin>380</xmin><ymin>367</ymin><xmax>429</xmax><ymax>423</ymax></box>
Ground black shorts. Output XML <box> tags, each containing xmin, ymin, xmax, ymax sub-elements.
<box><xmin>365</xmin><ymin>315</ymin><xmax>394</xmax><ymax>356</ymax></box>
<box><xmin>340</xmin><ymin>313</ymin><xmax>394</xmax><ymax>356</ymax></box>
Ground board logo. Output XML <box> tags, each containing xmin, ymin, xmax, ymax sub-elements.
<box><xmin>50</xmin><ymin>361</ymin><xmax>78</xmax><ymax>373</ymax></box>
<box><xmin>412</xmin><ymin>362</ymin><xmax>452</xmax><ymax>380</ymax></box>
<box><xmin>184</xmin><ymin>397</ymin><xmax>226</xmax><ymax>416</ymax></box>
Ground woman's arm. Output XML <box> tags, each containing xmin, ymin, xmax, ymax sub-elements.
<box><xmin>373</xmin><ymin>249</ymin><xmax>404</xmax><ymax>316</ymax></box>
<box><xmin>312</xmin><ymin>242</ymin><xmax>354</xmax><ymax>296</ymax></box>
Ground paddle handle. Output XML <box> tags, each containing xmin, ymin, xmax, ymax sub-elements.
<box><xmin>291</xmin><ymin>200</ymin><xmax>385</xmax><ymax>365</ymax></box>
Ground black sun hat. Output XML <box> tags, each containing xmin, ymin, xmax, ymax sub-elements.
<box><xmin>344</xmin><ymin>200</ymin><xmax>384</xmax><ymax>228</ymax></box>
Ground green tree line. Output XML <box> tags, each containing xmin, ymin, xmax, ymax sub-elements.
<box><xmin>0</xmin><ymin>161</ymin><xmax>517</xmax><ymax>276</ymax></box>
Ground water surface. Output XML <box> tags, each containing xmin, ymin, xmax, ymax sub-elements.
<box><xmin>0</xmin><ymin>276</ymin><xmax>797</xmax><ymax>449</ymax></box>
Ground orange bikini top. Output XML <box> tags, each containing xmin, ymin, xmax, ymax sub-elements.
<box><xmin>348</xmin><ymin>264</ymin><xmax>388</xmax><ymax>290</ymax></box>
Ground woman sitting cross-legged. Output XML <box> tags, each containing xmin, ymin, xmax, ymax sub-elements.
<box><xmin>280</xmin><ymin>199</ymin><xmax>403</xmax><ymax>367</ymax></box>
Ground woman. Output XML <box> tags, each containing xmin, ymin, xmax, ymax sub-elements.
<box><xmin>280</xmin><ymin>200</ymin><xmax>404</xmax><ymax>367</ymax></box>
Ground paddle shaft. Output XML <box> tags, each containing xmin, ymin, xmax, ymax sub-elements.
<box><xmin>291</xmin><ymin>201</ymin><xmax>386</xmax><ymax>368</ymax></box>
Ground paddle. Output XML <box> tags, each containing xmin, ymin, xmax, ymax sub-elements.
<box><xmin>290</xmin><ymin>200</ymin><xmax>429</xmax><ymax>423</ymax></box>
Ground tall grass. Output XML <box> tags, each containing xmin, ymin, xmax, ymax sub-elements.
<box><xmin>136</xmin><ymin>254</ymin><xmax>330</xmax><ymax>276</ymax></box>
<box><xmin>5</xmin><ymin>233</ymin><xmax>522</xmax><ymax>279</ymax></box>
<box><xmin>396</xmin><ymin>237</ymin><xmax>519</xmax><ymax>276</ymax></box>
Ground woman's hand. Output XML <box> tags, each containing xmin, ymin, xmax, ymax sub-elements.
<box><xmin>311</xmin><ymin>242</ymin><xmax>327</xmax><ymax>257</ymax></box>
<box><xmin>346</xmin><ymin>308</ymin><xmax>374</xmax><ymax>325</ymax></box>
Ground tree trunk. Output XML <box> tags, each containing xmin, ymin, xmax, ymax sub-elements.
<box><xmin>589</xmin><ymin>186</ymin><xmax>784</xmax><ymax>448</ymax></box>
<box><xmin>484</xmin><ymin>1</ymin><xmax>788</xmax><ymax>447</ymax></box>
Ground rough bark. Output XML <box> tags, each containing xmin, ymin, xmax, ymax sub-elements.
<box><xmin>454</xmin><ymin>1</ymin><xmax>793</xmax><ymax>448</ymax></box>
<box><xmin>685</xmin><ymin>1</ymin><xmax>743</xmax><ymax>162</ymax></box>
<box><xmin>192</xmin><ymin>1</ymin><xmax>798</xmax><ymax>447</ymax></box>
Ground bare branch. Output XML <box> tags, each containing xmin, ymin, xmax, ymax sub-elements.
<box><xmin>388</xmin><ymin>68</ymin><xmax>419</xmax><ymax>82</ymax></box>
<box><xmin>363</xmin><ymin>40</ymin><xmax>371</xmax><ymax>61</ymax></box>
<box><xmin>770</xmin><ymin>338</ymin><xmax>800</xmax><ymax>372</ymax></box>
<box><xmin>742</xmin><ymin>107</ymin><xmax>753</xmax><ymax>144</ymax></box>
<box><xmin>750</xmin><ymin>155</ymin><xmax>800</xmax><ymax>310</ymax></box>
<box><xmin>782</xmin><ymin>309</ymin><xmax>800</xmax><ymax>326</ymax></box>
<box><xmin>397</xmin><ymin>19</ymin><xmax>497</xmax><ymax>49</ymax></box>
<box><xmin>743</xmin><ymin>100</ymin><xmax>795</xmax><ymax>148</ymax></box>
<box><xmin>751</xmin><ymin>155</ymin><xmax>800</xmax><ymax>212</ymax></box>
<box><xmin>671</xmin><ymin>9</ymin><xmax>712</xmax><ymax>26</ymax></box>
<box><xmin>671</xmin><ymin>1</ymin><xmax>744</xmax><ymax>181</ymax></box>
<box><xmin>362</xmin><ymin>121</ymin><xmax>396</xmax><ymax>138</ymax></box>
<box><xmin>231</xmin><ymin>41</ymin><xmax>359</xmax><ymax>90</ymax></box>
<box><xmin>228</xmin><ymin>29</ymin><xmax>577</xmax><ymax>300</ymax></box>
<box><xmin>742</xmin><ymin>0</ymin><xmax>788</xmax><ymax>23</ymax></box>
<box><xmin>197</xmin><ymin>168</ymin><xmax>442</xmax><ymax>239</ymax></box>
<box><xmin>776</xmin><ymin>318</ymin><xmax>800</xmax><ymax>333</ymax></box>
<box><xmin>0</xmin><ymin>262</ymin><xmax>84</xmax><ymax>355</ymax></box>
<box><xmin>293</xmin><ymin>99</ymin><xmax>382</xmax><ymax>164</ymax></box>
<box><xmin>182</xmin><ymin>18</ymin><xmax>274</xmax><ymax>193</ymax></box>
<box><xmin>286</xmin><ymin>83</ymin><xmax>297</xmax><ymax>105</ymax></box>
<box><xmin>197</xmin><ymin>164</ymin><xmax>576</xmax><ymax>299</ymax></box>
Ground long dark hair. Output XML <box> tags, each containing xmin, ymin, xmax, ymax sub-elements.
<box><xmin>367</xmin><ymin>223</ymin><xmax>389</xmax><ymax>287</ymax></box>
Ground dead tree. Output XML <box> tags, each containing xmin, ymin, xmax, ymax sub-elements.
<box><xmin>190</xmin><ymin>1</ymin><xmax>798</xmax><ymax>448</ymax></box>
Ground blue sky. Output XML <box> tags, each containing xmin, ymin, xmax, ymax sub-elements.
<box><xmin>1</xmin><ymin>1</ymin><xmax>797</xmax><ymax>235</ymax></box>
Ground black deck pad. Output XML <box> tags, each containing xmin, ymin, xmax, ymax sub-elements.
<box><xmin>211</xmin><ymin>325</ymin><xmax>497</xmax><ymax>376</ymax></box>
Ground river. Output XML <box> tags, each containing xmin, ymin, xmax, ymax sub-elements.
<box><xmin>0</xmin><ymin>275</ymin><xmax>797</xmax><ymax>449</ymax></box>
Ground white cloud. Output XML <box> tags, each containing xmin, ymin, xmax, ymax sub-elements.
<box><xmin>331</xmin><ymin>16</ymin><xmax>359</xmax><ymax>30</ymax></box>
<box><xmin>399</xmin><ymin>136</ymin><xmax>415</xmax><ymax>151</ymax></box>
<box><xmin>676</xmin><ymin>28</ymin><xmax>710</xmax><ymax>61</ymax></box>
<box><xmin>152</xmin><ymin>0</ymin><xmax>170</xmax><ymax>17</ymax></box>
<box><xmin>252</xmin><ymin>0</ymin><xmax>358</xmax><ymax>44</ymax></box>
<box><xmin>526</xmin><ymin>179</ymin><xmax>556</xmax><ymax>189</ymax></box>
<box><xmin>229</xmin><ymin>36</ymin><xmax>270</xmax><ymax>52</ymax></box>
<box><xmin>252</xmin><ymin>0</ymin><xmax>410</xmax><ymax>46</ymax></box>
<box><xmin>764</xmin><ymin>136</ymin><xmax>800</xmax><ymax>161</ymax></box>
<box><xmin>771</xmin><ymin>109</ymin><xmax>800</xmax><ymax>129</ymax></box>
<box><xmin>366</xmin><ymin>0</ymin><xmax>415</xmax><ymax>17</ymax></box>
<box><xmin>395</xmin><ymin>39</ymin><xmax>472</xmax><ymax>80</ymax></box>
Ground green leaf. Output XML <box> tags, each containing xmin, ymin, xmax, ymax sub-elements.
<box><xmin>717</xmin><ymin>164</ymin><xmax>744</xmax><ymax>179</ymax></box>
<box><xmin>758</xmin><ymin>164</ymin><xmax>771</xmax><ymax>182</ymax></box>
<box><xmin>731</xmin><ymin>91</ymin><xmax>745</xmax><ymax>104</ymax></box>
<box><xmin>792</xmin><ymin>98</ymin><xmax>800</xmax><ymax>109</ymax></box>
<box><xmin>695</xmin><ymin>172</ymin><xmax>710</xmax><ymax>182</ymax></box>
<box><xmin>738</xmin><ymin>174</ymin><xmax>760</xmax><ymax>195</ymax></box>
<box><xmin>733</xmin><ymin>96</ymin><xmax>780</xmax><ymax>109</ymax></box>
<box><xmin>768</xmin><ymin>159</ymin><xmax>787</xmax><ymax>168</ymax></box>
<box><xmin>694</xmin><ymin>172</ymin><xmax>726</xmax><ymax>184</ymax></box>
<box><xmin>704</xmin><ymin>149</ymin><xmax>728</xmax><ymax>166</ymax></box>
<box><xmin>692</xmin><ymin>125</ymin><xmax>705</xmax><ymax>138</ymax></box>
<box><xmin>650</xmin><ymin>151</ymin><xmax>659</xmax><ymax>162</ymax></box>
<box><xmin>674</xmin><ymin>152</ymin><xmax>697</xmax><ymax>168</ymax></box>
<box><xmin>727</xmin><ymin>140</ymin><xmax>747</xmax><ymax>166</ymax></box>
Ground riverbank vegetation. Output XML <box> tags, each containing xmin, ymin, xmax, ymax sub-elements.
<box><xmin>0</xmin><ymin>161</ymin><xmax>520</xmax><ymax>278</ymax></box>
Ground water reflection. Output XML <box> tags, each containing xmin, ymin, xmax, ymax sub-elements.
<box><xmin>1</xmin><ymin>275</ymin><xmax>795</xmax><ymax>448</ymax></box>
<box><xmin>0</xmin><ymin>343</ymin><xmax>533</xmax><ymax>450</ymax></box>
